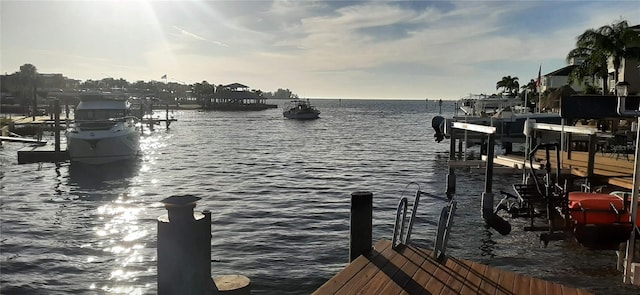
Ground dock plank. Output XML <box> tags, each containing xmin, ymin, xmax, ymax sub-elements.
<box><xmin>460</xmin><ymin>261</ymin><xmax>486</xmax><ymax>294</ymax></box>
<box><xmin>494</xmin><ymin>267</ymin><xmax>516</xmax><ymax>295</ymax></box>
<box><xmin>529</xmin><ymin>275</ymin><xmax>547</xmax><ymax>295</ymax></box>
<box><xmin>401</xmin><ymin>248</ymin><xmax>441</xmax><ymax>294</ymax></box>
<box><xmin>439</xmin><ymin>257</ymin><xmax>470</xmax><ymax>295</ymax></box>
<box><xmin>355</xmin><ymin>243</ymin><xmax>406</xmax><ymax>294</ymax></box>
<box><xmin>478</xmin><ymin>262</ymin><xmax>502</xmax><ymax>294</ymax></box>
<box><xmin>376</xmin><ymin>244</ymin><xmax>424</xmax><ymax>295</ymax></box>
<box><xmin>546</xmin><ymin>279</ymin><xmax>564</xmax><ymax>295</ymax></box>
<box><xmin>422</xmin><ymin>256</ymin><xmax>450</xmax><ymax>294</ymax></box>
<box><xmin>505</xmin><ymin>150</ymin><xmax>637</xmax><ymax>190</ymax></box>
<box><xmin>512</xmin><ymin>272</ymin><xmax>531</xmax><ymax>295</ymax></box>
<box><xmin>314</xmin><ymin>256</ymin><xmax>371</xmax><ymax>294</ymax></box>
<box><xmin>334</xmin><ymin>241</ymin><xmax>397</xmax><ymax>295</ymax></box>
<box><xmin>314</xmin><ymin>239</ymin><xmax>594</xmax><ymax>295</ymax></box>
<box><xmin>313</xmin><ymin>241</ymin><xmax>391</xmax><ymax>295</ymax></box>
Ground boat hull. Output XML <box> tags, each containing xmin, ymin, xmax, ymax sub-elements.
<box><xmin>283</xmin><ymin>111</ymin><xmax>320</xmax><ymax>120</ymax></box>
<box><xmin>66</xmin><ymin>127</ymin><xmax>140</xmax><ymax>165</ymax></box>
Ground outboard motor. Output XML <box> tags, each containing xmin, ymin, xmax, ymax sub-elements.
<box><xmin>432</xmin><ymin>116</ymin><xmax>445</xmax><ymax>142</ymax></box>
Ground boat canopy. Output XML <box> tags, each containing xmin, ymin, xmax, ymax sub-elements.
<box><xmin>560</xmin><ymin>95</ymin><xmax>640</xmax><ymax>119</ymax></box>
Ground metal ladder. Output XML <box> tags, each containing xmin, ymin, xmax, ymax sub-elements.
<box><xmin>392</xmin><ymin>183</ymin><xmax>457</xmax><ymax>260</ymax></box>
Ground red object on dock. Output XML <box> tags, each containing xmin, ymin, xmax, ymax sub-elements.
<box><xmin>568</xmin><ymin>192</ymin><xmax>637</xmax><ymax>226</ymax></box>
<box><xmin>567</xmin><ymin>192</ymin><xmax>637</xmax><ymax>250</ymax></box>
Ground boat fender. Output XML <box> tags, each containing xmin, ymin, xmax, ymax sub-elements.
<box><xmin>485</xmin><ymin>213</ymin><xmax>511</xmax><ymax>235</ymax></box>
<box><xmin>523</xmin><ymin>119</ymin><xmax>536</xmax><ymax>137</ymax></box>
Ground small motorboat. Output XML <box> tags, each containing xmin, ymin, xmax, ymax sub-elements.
<box><xmin>283</xmin><ymin>99</ymin><xmax>320</xmax><ymax>120</ymax></box>
<box><xmin>567</xmin><ymin>191</ymin><xmax>637</xmax><ymax>250</ymax></box>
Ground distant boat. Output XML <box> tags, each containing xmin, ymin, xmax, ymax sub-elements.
<box><xmin>283</xmin><ymin>99</ymin><xmax>320</xmax><ymax>120</ymax></box>
<box><xmin>458</xmin><ymin>94</ymin><xmax>522</xmax><ymax>117</ymax></box>
<box><xmin>66</xmin><ymin>92</ymin><xmax>140</xmax><ymax>164</ymax></box>
<box><xmin>204</xmin><ymin>83</ymin><xmax>277</xmax><ymax>111</ymax></box>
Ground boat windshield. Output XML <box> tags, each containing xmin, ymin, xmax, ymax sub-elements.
<box><xmin>76</xmin><ymin>109</ymin><xmax>127</xmax><ymax>120</ymax></box>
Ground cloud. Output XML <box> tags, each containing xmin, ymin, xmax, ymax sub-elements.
<box><xmin>172</xmin><ymin>26</ymin><xmax>229</xmax><ymax>47</ymax></box>
<box><xmin>2</xmin><ymin>0</ymin><xmax>639</xmax><ymax>99</ymax></box>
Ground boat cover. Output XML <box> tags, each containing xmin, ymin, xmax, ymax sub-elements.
<box><xmin>568</xmin><ymin>192</ymin><xmax>638</xmax><ymax>226</ymax></box>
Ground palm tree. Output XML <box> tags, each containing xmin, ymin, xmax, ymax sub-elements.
<box><xmin>193</xmin><ymin>81</ymin><xmax>214</xmax><ymax>108</ymax></box>
<box><xmin>567</xmin><ymin>20</ymin><xmax>640</xmax><ymax>94</ymax></box>
<box><xmin>17</xmin><ymin>64</ymin><xmax>38</xmax><ymax>117</ymax></box>
<box><xmin>522</xmin><ymin>79</ymin><xmax>537</xmax><ymax>94</ymax></box>
<box><xmin>567</xmin><ymin>49</ymin><xmax>608</xmax><ymax>93</ymax></box>
<box><xmin>496</xmin><ymin>76</ymin><xmax>519</xmax><ymax>96</ymax></box>
<box><xmin>520</xmin><ymin>79</ymin><xmax>538</xmax><ymax>111</ymax></box>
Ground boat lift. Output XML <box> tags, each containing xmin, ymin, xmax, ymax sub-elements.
<box><xmin>446</xmin><ymin>122</ymin><xmax>512</xmax><ymax>235</ymax></box>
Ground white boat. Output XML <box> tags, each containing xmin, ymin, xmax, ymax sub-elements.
<box><xmin>66</xmin><ymin>93</ymin><xmax>140</xmax><ymax>164</ymax></box>
<box><xmin>458</xmin><ymin>94</ymin><xmax>523</xmax><ymax>117</ymax></box>
<box><xmin>283</xmin><ymin>99</ymin><xmax>320</xmax><ymax>120</ymax></box>
<box><xmin>433</xmin><ymin>94</ymin><xmax>561</xmax><ymax>151</ymax></box>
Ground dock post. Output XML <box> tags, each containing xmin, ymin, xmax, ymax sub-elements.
<box><xmin>446</xmin><ymin>167</ymin><xmax>456</xmax><ymax>200</ymax></box>
<box><xmin>157</xmin><ymin>195</ymin><xmax>218</xmax><ymax>295</ymax></box>
<box><xmin>482</xmin><ymin>133</ymin><xmax>495</xmax><ymax>220</ymax></box>
<box><xmin>350</xmin><ymin>191</ymin><xmax>373</xmax><ymax>262</ymax></box>
<box><xmin>165</xmin><ymin>104</ymin><xmax>170</xmax><ymax>129</ymax></box>
<box><xmin>587</xmin><ymin>134</ymin><xmax>596</xmax><ymax>178</ymax></box>
<box><xmin>449</xmin><ymin>129</ymin><xmax>456</xmax><ymax>160</ymax></box>
<box><xmin>482</xmin><ymin>133</ymin><xmax>511</xmax><ymax>235</ymax></box>
<box><xmin>54</xmin><ymin>99</ymin><xmax>60</xmax><ymax>153</ymax></box>
<box><xmin>446</xmin><ymin>128</ymin><xmax>457</xmax><ymax>199</ymax></box>
<box><xmin>457</xmin><ymin>134</ymin><xmax>463</xmax><ymax>160</ymax></box>
<box><xmin>149</xmin><ymin>102</ymin><xmax>155</xmax><ymax>131</ymax></box>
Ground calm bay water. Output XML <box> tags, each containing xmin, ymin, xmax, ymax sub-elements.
<box><xmin>1</xmin><ymin>99</ymin><xmax>638</xmax><ymax>294</ymax></box>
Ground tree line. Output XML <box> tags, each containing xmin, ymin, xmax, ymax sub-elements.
<box><xmin>0</xmin><ymin>66</ymin><xmax>299</xmax><ymax>110</ymax></box>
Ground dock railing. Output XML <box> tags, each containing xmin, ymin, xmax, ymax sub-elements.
<box><xmin>391</xmin><ymin>184</ymin><xmax>457</xmax><ymax>260</ymax></box>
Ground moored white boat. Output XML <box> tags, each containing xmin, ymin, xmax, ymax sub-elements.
<box><xmin>66</xmin><ymin>93</ymin><xmax>140</xmax><ymax>164</ymax></box>
<box><xmin>432</xmin><ymin>94</ymin><xmax>561</xmax><ymax>149</ymax></box>
<box><xmin>283</xmin><ymin>99</ymin><xmax>320</xmax><ymax>120</ymax></box>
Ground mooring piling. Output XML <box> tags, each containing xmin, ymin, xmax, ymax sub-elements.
<box><xmin>54</xmin><ymin>99</ymin><xmax>60</xmax><ymax>153</ymax></box>
<box><xmin>350</xmin><ymin>191</ymin><xmax>373</xmax><ymax>262</ymax></box>
<box><xmin>157</xmin><ymin>195</ymin><xmax>250</xmax><ymax>295</ymax></box>
<box><xmin>158</xmin><ymin>195</ymin><xmax>215</xmax><ymax>294</ymax></box>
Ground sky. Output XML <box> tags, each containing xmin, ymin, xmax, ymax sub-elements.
<box><xmin>1</xmin><ymin>0</ymin><xmax>639</xmax><ymax>100</ymax></box>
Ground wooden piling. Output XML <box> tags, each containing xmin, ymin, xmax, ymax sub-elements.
<box><xmin>449</xmin><ymin>129</ymin><xmax>456</xmax><ymax>160</ymax></box>
<box><xmin>481</xmin><ymin>133</ymin><xmax>495</xmax><ymax>219</ymax></box>
<box><xmin>350</xmin><ymin>191</ymin><xmax>373</xmax><ymax>262</ymax></box>
<box><xmin>54</xmin><ymin>99</ymin><xmax>60</xmax><ymax>153</ymax></box>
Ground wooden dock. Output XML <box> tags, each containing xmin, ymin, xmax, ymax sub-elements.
<box><xmin>490</xmin><ymin>151</ymin><xmax>636</xmax><ymax>190</ymax></box>
<box><xmin>17</xmin><ymin>143</ymin><xmax>68</xmax><ymax>164</ymax></box>
<box><xmin>314</xmin><ymin>239</ymin><xmax>593</xmax><ymax>295</ymax></box>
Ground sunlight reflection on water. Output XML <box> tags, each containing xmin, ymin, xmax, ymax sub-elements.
<box><xmin>94</xmin><ymin>193</ymin><xmax>150</xmax><ymax>293</ymax></box>
<box><xmin>2</xmin><ymin>102</ymin><xmax>639</xmax><ymax>294</ymax></box>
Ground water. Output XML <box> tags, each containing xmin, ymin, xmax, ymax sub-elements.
<box><xmin>1</xmin><ymin>99</ymin><xmax>638</xmax><ymax>294</ymax></box>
